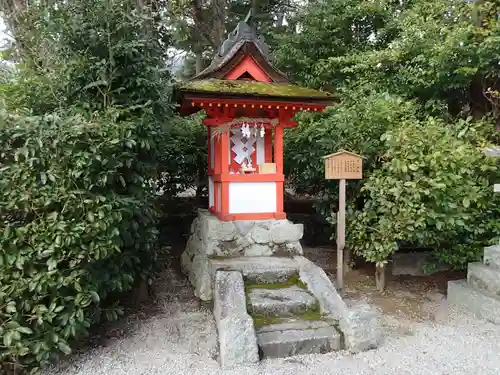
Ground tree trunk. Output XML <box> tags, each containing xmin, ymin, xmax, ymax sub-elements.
<box><xmin>472</xmin><ymin>0</ymin><xmax>484</xmax><ymax>27</ymax></box>
<box><xmin>251</xmin><ymin>0</ymin><xmax>259</xmax><ymax>16</ymax></box>
<box><xmin>375</xmin><ymin>264</ymin><xmax>387</xmax><ymax>292</ymax></box>
<box><xmin>212</xmin><ymin>0</ymin><xmax>226</xmax><ymax>49</ymax></box>
<box><xmin>344</xmin><ymin>248</ymin><xmax>352</xmax><ymax>272</ymax></box>
<box><xmin>1</xmin><ymin>0</ymin><xmax>27</xmax><ymax>56</ymax></box>
<box><xmin>195</xmin><ymin>50</ymin><xmax>204</xmax><ymax>74</ymax></box>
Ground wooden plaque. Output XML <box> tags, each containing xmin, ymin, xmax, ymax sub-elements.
<box><xmin>259</xmin><ymin>163</ymin><xmax>277</xmax><ymax>174</ymax></box>
<box><xmin>323</xmin><ymin>150</ymin><xmax>363</xmax><ymax>180</ymax></box>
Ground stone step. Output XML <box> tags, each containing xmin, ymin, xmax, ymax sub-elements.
<box><xmin>447</xmin><ymin>279</ymin><xmax>500</xmax><ymax>325</ymax></box>
<box><xmin>484</xmin><ymin>245</ymin><xmax>500</xmax><ymax>269</ymax></box>
<box><xmin>210</xmin><ymin>256</ymin><xmax>299</xmax><ymax>284</ymax></box>
<box><xmin>256</xmin><ymin>318</ymin><xmax>336</xmax><ymax>333</ymax></box>
<box><xmin>247</xmin><ymin>286</ymin><xmax>318</xmax><ymax>317</ymax></box>
<box><xmin>257</xmin><ymin>322</ymin><xmax>342</xmax><ymax>359</ymax></box>
<box><xmin>467</xmin><ymin>262</ymin><xmax>500</xmax><ymax>297</ymax></box>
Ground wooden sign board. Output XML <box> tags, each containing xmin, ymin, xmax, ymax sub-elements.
<box><xmin>323</xmin><ymin>150</ymin><xmax>364</xmax><ymax>180</ymax></box>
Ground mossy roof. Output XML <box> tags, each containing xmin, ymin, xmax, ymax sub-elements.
<box><xmin>178</xmin><ymin>79</ymin><xmax>334</xmax><ymax>101</ymax></box>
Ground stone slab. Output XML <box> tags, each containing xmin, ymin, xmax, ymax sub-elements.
<box><xmin>295</xmin><ymin>256</ymin><xmax>347</xmax><ymax>320</ymax></box>
<box><xmin>190</xmin><ymin>254</ymin><xmax>213</xmax><ymax>301</ymax></box>
<box><xmin>448</xmin><ymin>279</ymin><xmax>500</xmax><ymax>325</ymax></box>
<box><xmin>391</xmin><ymin>251</ymin><xmax>448</xmax><ymax>276</ymax></box>
<box><xmin>467</xmin><ymin>262</ymin><xmax>500</xmax><ymax>297</ymax></box>
<box><xmin>256</xmin><ymin>318</ymin><xmax>334</xmax><ymax>333</ymax></box>
<box><xmin>296</xmin><ymin>256</ymin><xmax>383</xmax><ymax>352</ymax></box>
<box><xmin>257</xmin><ymin>326</ymin><xmax>342</xmax><ymax>359</ymax></box>
<box><xmin>484</xmin><ymin>245</ymin><xmax>500</xmax><ymax>270</ymax></box>
<box><xmin>210</xmin><ymin>256</ymin><xmax>299</xmax><ymax>284</ymax></box>
<box><xmin>247</xmin><ymin>286</ymin><xmax>317</xmax><ymax>317</ymax></box>
<box><xmin>213</xmin><ymin>271</ymin><xmax>259</xmax><ymax>367</ymax></box>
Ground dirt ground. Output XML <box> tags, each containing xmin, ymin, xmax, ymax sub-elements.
<box><xmin>303</xmin><ymin>246</ymin><xmax>466</xmax><ymax>323</ymax></box>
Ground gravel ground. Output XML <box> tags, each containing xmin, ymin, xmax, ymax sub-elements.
<box><xmin>44</xmin><ymin>264</ymin><xmax>500</xmax><ymax>375</ymax></box>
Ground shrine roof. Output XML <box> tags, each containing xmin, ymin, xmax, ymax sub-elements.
<box><xmin>177</xmin><ymin>79</ymin><xmax>335</xmax><ymax>103</ymax></box>
<box><xmin>191</xmin><ymin>11</ymin><xmax>290</xmax><ymax>83</ymax></box>
<box><xmin>192</xmin><ymin>39</ymin><xmax>290</xmax><ymax>83</ymax></box>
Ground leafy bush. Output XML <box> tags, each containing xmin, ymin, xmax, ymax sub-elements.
<box><xmin>156</xmin><ymin>115</ymin><xmax>207</xmax><ymax>199</ymax></box>
<box><xmin>347</xmin><ymin>117</ymin><xmax>500</xmax><ymax>269</ymax></box>
<box><xmin>0</xmin><ymin>108</ymin><xmax>163</xmax><ymax>372</ymax></box>
<box><xmin>284</xmin><ymin>87</ymin><xmax>418</xmax><ymax>216</ymax></box>
<box><xmin>5</xmin><ymin>0</ymin><xmax>172</xmax><ymax>118</ymax></box>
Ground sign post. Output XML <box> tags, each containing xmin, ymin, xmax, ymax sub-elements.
<box><xmin>323</xmin><ymin>150</ymin><xmax>364</xmax><ymax>292</ymax></box>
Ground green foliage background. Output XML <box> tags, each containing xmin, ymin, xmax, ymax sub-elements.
<box><xmin>0</xmin><ymin>1</ymin><xmax>183</xmax><ymax>372</ymax></box>
<box><xmin>276</xmin><ymin>0</ymin><xmax>500</xmax><ymax>269</ymax></box>
<box><xmin>2</xmin><ymin>0</ymin><xmax>500</xmax><ymax>372</ymax></box>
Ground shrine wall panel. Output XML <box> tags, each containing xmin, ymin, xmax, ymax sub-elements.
<box><xmin>256</xmin><ymin>133</ymin><xmax>265</xmax><ymax>165</ymax></box>
<box><xmin>228</xmin><ymin>182</ymin><xmax>277</xmax><ymax>214</ymax></box>
<box><xmin>208</xmin><ymin>176</ymin><xmax>214</xmax><ymax>208</ymax></box>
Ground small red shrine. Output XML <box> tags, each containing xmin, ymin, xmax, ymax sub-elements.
<box><xmin>175</xmin><ymin>13</ymin><xmax>334</xmax><ymax>221</ymax></box>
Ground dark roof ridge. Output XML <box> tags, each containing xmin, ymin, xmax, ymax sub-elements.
<box><xmin>190</xmin><ymin>10</ymin><xmax>290</xmax><ymax>83</ymax></box>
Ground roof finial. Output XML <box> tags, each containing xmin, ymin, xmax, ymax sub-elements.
<box><xmin>244</xmin><ymin>8</ymin><xmax>256</xmax><ymax>29</ymax></box>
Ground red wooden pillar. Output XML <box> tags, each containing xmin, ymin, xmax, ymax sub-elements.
<box><xmin>207</xmin><ymin>127</ymin><xmax>211</xmax><ymax>169</ymax></box>
<box><xmin>274</xmin><ymin>125</ymin><xmax>284</xmax><ymax>174</ymax></box>
<box><xmin>274</xmin><ymin>124</ymin><xmax>285</xmax><ymax>217</ymax></box>
<box><xmin>212</xmin><ymin>131</ymin><xmax>221</xmax><ymax>214</ymax></box>
<box><xmin>265</xmin><ymin>129</ymin><xmax>273</xmax><ymax>163</ymax></box>
<box><xmin>220</xmin><ymin>130</ymin><xmax>230</xmax><ymax>216</ymax></box>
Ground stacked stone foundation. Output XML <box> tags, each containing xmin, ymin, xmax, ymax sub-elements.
<box><xmin>181</xmin><ymin>209</ymin><xmax>305</xmax><ymax>300</ymax></box>
<box><xmin>180</xmin><ymin>210</ymin><xmax>384</xmax><ymax>367</ymax></box>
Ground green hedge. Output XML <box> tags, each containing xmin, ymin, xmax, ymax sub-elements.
<box><xmin>0</xmin><ymin>108</ymin><xmax>162</xmax><ymax>373</ymax></box>
<box><xmin>347</xmin><ymin>117</ymin><xmax>500</xmax><ymax>270</ymax></box>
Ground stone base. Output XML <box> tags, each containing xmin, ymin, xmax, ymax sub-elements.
<box><xmin>181</xmin><ymin>209</ymin><xmax>304</xmax><ymax>300</ymax></box>
<box><xmin>391</xmin><ymin>251</ymin><xmax>449</xmax><ymax>276</ymax></box>
<box><xmin>448</xmin><ymin>280</ymin><xmax>500</xmax><ymax>325</ymax></box>
<box><xmin>484</xmin><ymin>245</ymin><xmax>500</xmax><ymax>269</ymax></box>
<box><xmin>447</xmin><ymin>245</ymin><xmax>500</xmax><ymax>325</ymax></box>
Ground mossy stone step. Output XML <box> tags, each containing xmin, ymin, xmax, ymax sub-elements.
<box><xmin>210</xmin><ymin>256</ymin><xmax>299</xmax><ymax>284</ymax></box>
<box><xmin>257</xmin><ymin>321</ymin><xmax>342</xmax><ymax>359</ymax></box>
<box><xmin>247</xmin><ymin>286</ymin><xmax>318</xmax><ymax>317</ymax></box>
<box><xmin>256</xmin><ymin>318</ymin><xmax>336</xmax><ymax>333</ymax></box>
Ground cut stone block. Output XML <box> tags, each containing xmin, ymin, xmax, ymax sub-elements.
<box><xmin>484</xmin><ymin>245</ymin><xmax>500</xmax><ymax>270</ymax></box>
<box><xmin>339</xmin><ymin>303</ymin><xmax>384</xmax><ymax>353</ymax></box>
<box><xmin>295</xmin><ymin>256</ymin><xmax>347</xmax><ymax>320</ymax></box>
<box><xmin>247</xmin><ymin>286</ymin><xmax>317</xmax><ymax>317</ymax></box>
<box><xmin>213</xmin><ymin>271</ymin><xmax>259</xmax><ymax>367</ymax></box>
<box><xmin>391</xmin><ymin>251</ymin><xmax>449</xmax><ymax>276</ymax></box>
<box><xmin>219</xmin><ymin>316</ymin><xmax>258</xmax><ymax>367</ymax></box>
<box><xmin>467</xmin><ymin>262</ymin><xmax>500</xmax><ymax>297</ymax></box>
<box><xmin>189</xmin><ymin>254</ymin><xmax>213</xmax><ymax>301</ymax></box>
<box><xmin>257</xmin><ymin>325</ymin><xmax>342</xmax><ymax>359</ymax></box>
<box><xmin>269</xmin><ymin>221</ymin><xmax>304</xmax><ymax>244</ymax></box>
<box><xmin>211</xmin><ymin>256</ymin><xmax>299</xmax><ymax>284</ymax></box>
<box><xmin>447</xmin><ymin>279</ymin><xmax>500</xmax><ymax>325</ymax></box>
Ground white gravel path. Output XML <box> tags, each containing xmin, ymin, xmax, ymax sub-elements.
<box><xmin>44</xmin><ymin>268</ymin><xmax>500</xmax><ymax>375</ymax></box>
